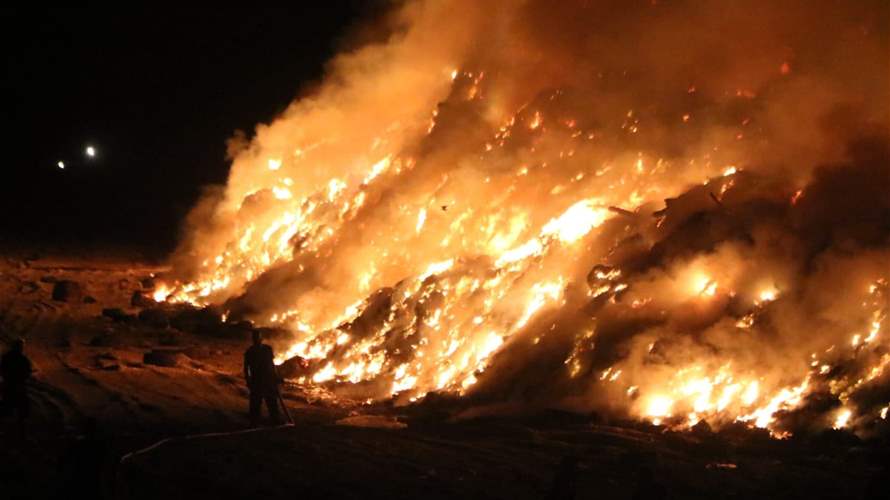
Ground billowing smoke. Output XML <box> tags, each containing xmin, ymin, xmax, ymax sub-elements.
<box><xmin>160</xmin><ymin>0</ymin><xmax>890</xmax><ymax>436</ymax></box>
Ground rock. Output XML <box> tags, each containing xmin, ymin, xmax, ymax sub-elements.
<box><xmin>83</xmin><ymin>295</ymin><xmax>98</xmax><ymax>304</ymax></box>
<box><xmin>131</xmin><ymin>291</ymin><xmax>152</xmax><ymax>307</ymax></box>
<box><xmin>95</xmin><ymin>353</ymin><xmax>120</xmax><ymax>371</ymax></box>
<box><xmin>169</xmin><ymin>305</ymin><xmax>226</xmax><ymax>335</ymax></box>
<box><xmin>89</xmin><ymin>334</ymin><xmax>119</xmax><ymax>347</ymax></box>
<box><xmin>18</xmin><ymin>281</ymin><xmax>39</xmax><ymax>294</ymax></box>
<box><xmin>143</xmin><ymin>349</ymin><xmax>185</xmax><ymax>368</ymax></box>
<box><xmin>277</xmin><ymin>356</ymin><xmax>310</xmax><ymax>379</ymax></box>
<box><xmin>138</xmin><ymin>308</ymin><xmax>169</xmax><ymax>329</ymax></box>
<box><xmin>691</xmin><ymin>420</ymin><xmax>713</xmax><ymax>436</ymax></box>
<box><xmin>102</xmin><ymin>308</ymin><xmax>133</xmax><ymax>323</ymax></box>
<box><xmin>158</xmin><ymin>331</ymin><xmax>183</xmax><ymax>346</ymax></box>
<box><xmin>52</xmin><ymin>280</ymin><xmax>83</xmax><ymax>302</ymax></box>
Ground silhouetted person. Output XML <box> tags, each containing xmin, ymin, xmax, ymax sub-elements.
<box><xmin>244</xmin><ymin>330</ymin><xmax>281</xmax><ymax>426</ymax></box>
<box><xmin>546</xmin><ymin>455</ymin><xmax>578</xmax><ymax>500</ymax></box>
<box><xmin>1</xmin><ymin>338</ymin><xmax>33</xmax><ymax>435</ymax></box>
<box><xmin>56</xmin><ymin>418</ymin><xmax>111</xmax><ymax>499</ymax></box>
<box><xmin>631</xmin><ymin>466</ymin><xmax>667</xmax><ymax>500</ymax></box>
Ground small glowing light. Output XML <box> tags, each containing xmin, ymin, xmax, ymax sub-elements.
<box><xmin>757</xmin><ymin>287</ymin><xmax>778</xmax><ymax>304</ymax></box>
<box><xmin>416</xmin><ymin>208</ymin><xmax>427</xmax><ymax>234</ymax></box>
<box><xmin>57</xmin><ymin>161</ymin><xmax>65</xmax><ymax>169</ymax></box>
<box><xmin>152</xmin><ymin>285</ymin><xmax>171</xmax><ymax>303</ymax></box>
<box><xmin>833</xmin><ymin>409</ymin><xmax>852</xmax><ymax>429</ymax></box>
<box><xmin>85</xmin><ymin>146</ymin><xmax>96</xmax><ymax>158</ymax></box>
<box><xmin>691</xmin><ymin>274</ymin><xmax>717</xmax><ymax>297</ymax></box>
<box><xmin>646</xmin><ymin>395</ymin><xmax>673</xmax><ymax>420</ymax></box>
<box><xmin>267</xmin><ymin>158</ymin><xmax>282</xmax><ymax>171</ymax></box>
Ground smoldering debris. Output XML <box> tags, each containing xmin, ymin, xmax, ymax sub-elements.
<box><xmin>155</xmin><ymin>0</ymin><xmax>890</xmax><ymax>435</ymax></box>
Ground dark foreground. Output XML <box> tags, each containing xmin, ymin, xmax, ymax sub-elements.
<box><xmin>0</xmin><ymin>253</ymin><xmax>886</xmax><ymax>499</ymax></box>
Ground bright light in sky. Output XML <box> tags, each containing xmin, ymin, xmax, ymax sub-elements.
<box><xmin>57</xmin><ymin>161</ymin><xmax>65</xmax><ymax>169</ymax></box>
<box><xmin>85</xmin><ymin>145</ymin><xmax>96</xmax><ymax>158</ymax></box>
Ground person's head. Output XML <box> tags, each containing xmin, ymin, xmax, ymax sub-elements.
<box><xmin>12</xmin><ymin>338</ymin><xmax>25</xmax><ymax>353</ymax></box>
<box><xmin>251</xmin><ymin>330</ymin><xmax>262</xmax><ymax>346</ymax></box>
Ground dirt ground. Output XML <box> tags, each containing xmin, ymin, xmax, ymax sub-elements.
<box><xmin>0</xmin><ymin>252</ymin><xmax>886</xmax><ymax>499</ymax></box>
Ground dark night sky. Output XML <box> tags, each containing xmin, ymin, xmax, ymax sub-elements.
<box><xmin>2</xmin><ymin>6</ymin><xmax>380</xmax><ymax>258</ymax></box>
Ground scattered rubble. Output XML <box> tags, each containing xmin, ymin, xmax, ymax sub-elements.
<box><xmin>131</xmin><ymin>291</ymin><xmax>152</xmax><ymax>307</ymax></box>
<box><xmin>103</xmin><ymin>307</ymin><xmax>133</xmax><ymax>323</ymax></box>
<box><xmin>138</xmin><ymin>308</ymin><xmax>170</xmax><ymax>329</ymax></box>
<box><xmin>95</xmin><ymin>352</ymin><xmax>121</xmax><ymax>371</ymax></box>
<box><xmin>52</xmin><ymin>280</ymin><xmax>83</xmax><ymax>302</ymax></box>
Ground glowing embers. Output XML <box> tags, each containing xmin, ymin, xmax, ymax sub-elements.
<box><xmin>833</xmin><ymin>408</ymin><xmax>852</xmax><ymax>429</ymax></box>
<box><xmin>757</xmin><ymin>286</ymin><xmax>779</xmax><ymax>304</ymax></box>
<box><xmin>634</xmin><ymin>363</ymin><xmax>810</xmax><ymax>434</ymax></box>
<box><xmin>495</xmin><ymin>198</ymin><xmax>610</xmax><ymax>268</ymax></box>
<box><xmin>690</xmin><ymin>273</ymin><xmax>718</xmax><ymax>297</ymax></box>
<box><xmin>516</xmin><ymin>279</ymin><xmax>565</xmax><ymax>329</ymax></box>
<box><xmin>152</xmin><ymin>284</ymin><xmax>171</xmax><ymax>303</ymax></box>
<box><xmin>646</xmin><ymin>395</ymin><xmax>674</xmax><ymax>426</ymax></box>
<box><xmin>541</xmin><ymin>199</ymin><xmax>609</xmax><ymax>244</ymax></box>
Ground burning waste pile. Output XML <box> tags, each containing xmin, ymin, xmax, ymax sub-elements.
<box><xmin>153</xmin><ymin>1</ymin><xmax>889</xmax><ymax>438</ymax></box>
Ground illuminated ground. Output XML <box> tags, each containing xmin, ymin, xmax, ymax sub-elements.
<box><xmin>0</xmin><ymin>253</ymin><xmax>884</xmax><ymax>499</ymax></box>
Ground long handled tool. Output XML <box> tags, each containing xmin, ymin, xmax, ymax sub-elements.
<box><xmin>273</xmin><ymin>367</ymin><xmax>294</xmax><ymax>425</ymax></box>
<box><xmin>277</xmin><ymin>387</ymin><xmax>294</xmax><ymax>425</ymax></box>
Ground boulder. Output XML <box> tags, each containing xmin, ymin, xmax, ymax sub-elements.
<box><xmin>102</xmin><ymin>308</ymin><xmax>133</xmax><ymax>323</ymax></box>
<box><xmin>52</xmin><ymin>280</ymin><xmax>83</xmax><ymax>302</ymax></box>
<box><xmin>138</xmin><ymin>308</ymin><xmax>169</xmax><ymax>329</ymax></box>
<box><xmin>131</xmin><ymin>291</ymin><xmax>152</xmax><ymax>307</ymax></box>
<box><xmin>277</xmin><ymin>355</ymin><xmax>310</xmax><ymax>379</ymax></box>
<box><xmin>169</xmin><ymin>305</ymin><xmax>225</xmax><ymax>335</ymax></box>
<box><xmin>95</xmin><ymin>353</ymin><xmax>120</xmax><ymax>371</ymax></box>
<box><xmin>143</xmin><ymin>349</ymin><xmax>186</xmax><ymax>368</ymax></box>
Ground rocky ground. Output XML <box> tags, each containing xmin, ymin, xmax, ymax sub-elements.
<box><xmin>0</xmin><ymin>251</ymin><xmax>886</xmax><ymax>499</ymax></box>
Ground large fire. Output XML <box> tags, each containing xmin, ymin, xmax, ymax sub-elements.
<box><xmin>157</xmin><ymin>1</ymin><xmax>889</xmax><ymax>437</ymax></box>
